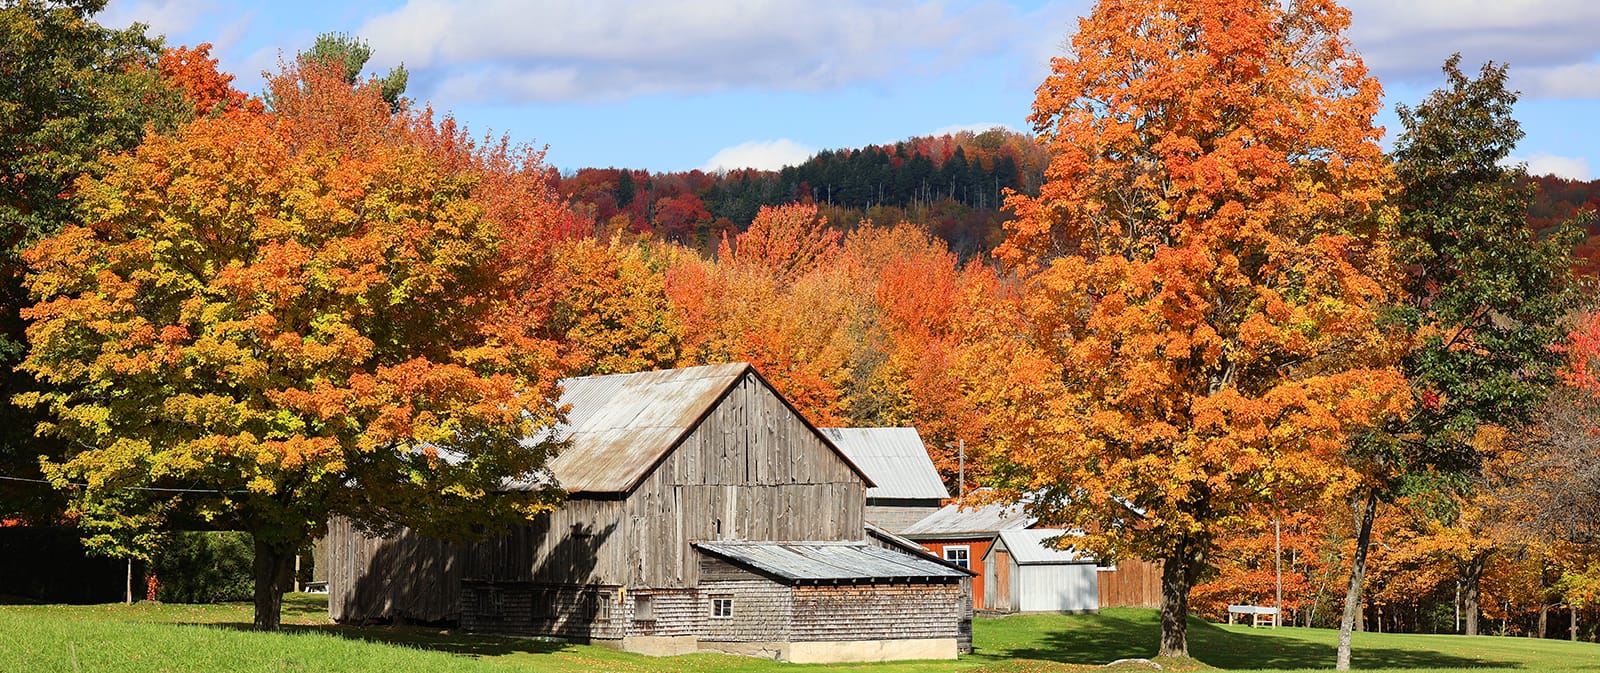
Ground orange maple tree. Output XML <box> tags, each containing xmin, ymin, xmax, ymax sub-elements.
<box><xmin>157</xmin><ymin>43</ymin><xmax>257</xmax><ymax>116</ymax></box>
<box><xmin>17</xmin><ymin>57</ymin><xmax>573</xmax><ymax>630</ymax></box>
<box><xmin>993</xmin><ymin>0</ymin><xmax>1407</xmax><ymax>657</ymax></box>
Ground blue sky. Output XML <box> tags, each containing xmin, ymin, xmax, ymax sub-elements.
<box><xmin>100</xmin><ymin>0</ymin><xmax>1600</xmax><ymax>179</ymax></box>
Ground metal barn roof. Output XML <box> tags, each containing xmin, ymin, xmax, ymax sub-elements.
<box><xmin>819</xmin><ymin>427</ymin><xmax>949</xmax><ymax>500</ymax></box>
<box><xmin>899</xmin><ymin>498</ymin><xmax>1037</xmax><ymax>539</ymax></box>
<box><xmin>507</xmin><ymin>363</ymin><xmax>870</xmax><ymax>494</ymax></box>
<box><xmin>696</xmin><ymin>541</ymin><xmax>970</xmax><ymax>584</ymax></box>
<box><xmin>990</xmin><ymin>529</ymin><xmax>1095</xmax><ymax>565</ymax></box>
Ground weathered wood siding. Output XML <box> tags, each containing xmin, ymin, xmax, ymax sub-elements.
<box><xmin>459</xmin><ymin>498</ymin><xmax>626</xmax><ymax>584</ymax></box>
<box><xmin>865</xmin><ymin>502</ymin><xmax>942</xmax><ymax>533</ymax></box>
<box><xmin>618</xmin><ymin>371</ymin><xmax>865</xmax><ymax>588</ymax></box>
<box><xmin>791</xmin><ymin>583</ymin><xmax>963</xmax><ymax>642</ymax></box>
<box><xmin>461</xmin><ymin>371</ymin><xmax>863</xmax><ymax>591</ymax></box>
<box><xmin>700</xmin><ymin>579</ymin><xmax>793</xmax><ymax>642</ymax></box>
<box><xmin>460</xmin><ymin>581</ymin><xmax>622</xmax><ymax>638</ymax></box>
<box><xmin>1097</xmin><ymin>557</ymin><xmax>1163</xmax><ymax>608</ymax></box>
<box><xmin>326</xmin><ymin>516</ymin><xmax>461</xmax><ymax>623</ymax></box>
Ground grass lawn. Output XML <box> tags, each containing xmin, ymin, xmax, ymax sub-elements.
<box><xmin>3</xmin><ymin>595</ymin><xmax>1597</xmax><ymax>673</ymax></box>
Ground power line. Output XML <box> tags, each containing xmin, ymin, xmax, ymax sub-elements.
<box><xmin>0</xmin><ymin>473</ymin><xmax>246</xmax><ymax>492</ymax></box>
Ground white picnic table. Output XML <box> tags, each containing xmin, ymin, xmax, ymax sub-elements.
<box><xmin>1227</xmin><ymin>604</ymin><xmax>1279</xmax><ymax>628</ymax></box>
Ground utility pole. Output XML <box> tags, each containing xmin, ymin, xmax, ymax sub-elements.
<box><xmin>1275</xmin><ymin>515</ymin><xmax>1283</xmax><ymax>628</ymax></box>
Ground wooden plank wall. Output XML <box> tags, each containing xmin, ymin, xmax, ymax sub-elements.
<box><xmin>623</xmin><ymin>372</ymin><xmax>866</xmax><ymax>589</ymax></box>
<box><xmin>1097</xmin><ymin>557</ymin><xmax>1163</xmax><ymax>608</ymax></box>
<box><xmin>326</xmin><ymin>516</ymin><xmax>462</xmax><ymax>623</ymax></box>
<box><xmin>459</xmin><ymin>498</ymin><xmax>626</xmax><ymax>584</ymax></box>
<box><xmin>865</xmin><ymin>503</ymin><xmax>941</xmax><ymax>533</ymax></box>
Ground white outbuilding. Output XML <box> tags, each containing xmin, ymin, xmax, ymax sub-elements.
<box><xmin>981</xmin><ymin>529</ymin><xmax>1099</xmax><ymax>613</ymax></box>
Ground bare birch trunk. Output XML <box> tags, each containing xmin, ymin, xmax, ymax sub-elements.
<box><xmin>1336</xmin><ymin>490</ymin><xmax>1378</xmax><ymax>671</ymax></box>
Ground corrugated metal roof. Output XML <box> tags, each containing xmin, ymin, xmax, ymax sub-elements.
<box><xmin>501</xmin><ymin>363</ymin><xmax>748</xmax><ymax>493</ymax></box>
<box><xmin>899</xmin><ymin>499</ymin><xmax>1036</xmax><ymax>539</ymax></box>
<box><xmin>865</xmin><ymin>522</ymin><xmax>977</xmax><ymax>576</ymax></box>
<box><xmin>991</xmin><ymin>529</ymin><xmax>1095</xmax><ymax>565</ymax></box>
<box><xmin>695</xmin><ymin>541</ymin><xmax>969</xmax><ymax>583</ymax></box>
<box><xmin>505</xmin><ymin>363</ymin><xmax>871</xmax><ymax>494</ymax></box>
<box><xmin>819</xmin><ymin>427</ymin><xmax>949</xmax><ymax>500</ymax></box>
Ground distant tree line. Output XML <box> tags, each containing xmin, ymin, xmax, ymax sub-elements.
<box><xmin>554</xmin><ymin>128</ymin><xmax>1048</xmax><ymax>258</ymax></box>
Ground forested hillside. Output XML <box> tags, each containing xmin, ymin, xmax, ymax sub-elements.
<box><xmin>561</xmin><ymin>137</ymin><xmax>1599</xmax><ymax>268</ymax></box>
<box><xmin>555</xmin><ymin>128</ymin><xmax>1048</xmax><ymax>258</ymax></box>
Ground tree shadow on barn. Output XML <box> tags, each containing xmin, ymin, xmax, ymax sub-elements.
<box><xmin>309</xmin><ymin>516</ymin><xmax>620</xmax><ymax>658</ymax></box>
<box><xmin>976</xmin><ymin>610</ymin><xmax>1512</xmax><ymax>670</ymax></box>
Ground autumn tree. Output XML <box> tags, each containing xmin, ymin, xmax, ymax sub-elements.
<box><xmin>665</xmin><ymin>203</ymin><xmax>858</xmax><ymax>423</ymax></box>
<box><xmin>0</xmin><ymin>0</ymin><xmax>188</xmax><ymax>523</ymax></box>
<box><xmin>551</xmin><ymin>236</ymin><xmax>684</xmax><ymax>375</ymax></box>
<box><xmin>17</xmin><ymin>58</ymin><xmax>571</xmax><ymax>629</ymax></box>
<box><xmin>995</xmin><ymin>0</ymin><xmax>1405</xmax><ymax>658</ymax></box>
<box><xmin>158</xmin><ymin>42</ymin><xmax>256</xmax><ymax>117</ymax></box>
<box><xmin>300</xmin><ymin>32</ymin><xmax>408</xmax><ymax>110</ymax></box>
<box><xmin>1331</xmin><ymin>56</ymin><xmax>1583</xmax><ymax>661</ymax></box>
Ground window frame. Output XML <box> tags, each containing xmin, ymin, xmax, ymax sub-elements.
<box><xmin>633</xmin><ymin>593</ymin><xmax>655</xmax><ymax>621</ymax></box>
<box><xmin>710</xmin><ymin>595</ymin><xmax>734</xmax><ymax>619</ymax></box>
<box><xmin>944</xmin><ymin>545</ymin><xmax>971</xmax><ymax>569</ymax></box>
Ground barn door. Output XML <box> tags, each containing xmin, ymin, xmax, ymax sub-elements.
<box><xmin>995</xmin><ymin>550</ymin><xmax>1012</xmax><ymax>611</ymax></box>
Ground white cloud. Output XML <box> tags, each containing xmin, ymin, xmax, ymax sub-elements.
<box><xmin>1344</xmin><ymin>0</ymin><xmax>1600</xmax><ymax>100</ymax></box>
<box><xmin>357</xmin><ymin>0</ymin><xmax>1022</xmax><ymax>103</ymax></box>
<box><xmin>702</xmin><ymin>139</ymin><xmax>817</xmax><ymax>172</ymax></box>
<box><xmin>1511</xmin><ymin>153</ymin><xmax>1592</xmax><ymax>180</ymax></box>
<box><xmin>1525</xmin><ymin>62</ymin><xmax>1600</xmax><ymax>99</ymax></box>
<box><xmin>99</xmin><ymin>0</ymin><xmax>216</xmax><ymax>39</ymax></box>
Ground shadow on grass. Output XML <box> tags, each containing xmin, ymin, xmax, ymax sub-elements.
<box><xmin>975</xmin><ymin>611</ymin><xmax>1516</xmax><ymax>670</ymax></box>
<box><xmin>1189</xmin><ymin>622</ymin><xmax>1517</xmax><ymax>670</ymax></box>
<box><xmin>197</xmin><ymin>621</ymin><xmax>578</xmax><ymax>658</ymax></box>
<box><xmin>194</xmin><ymin>594</ymin><xmax>577</xmax><ymax>659</ymax></box>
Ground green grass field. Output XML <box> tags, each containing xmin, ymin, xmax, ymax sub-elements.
<box><xmin>2</xmin><ymin>595</ymin><xmax>1596</xmax><ymax>673</ymax></box>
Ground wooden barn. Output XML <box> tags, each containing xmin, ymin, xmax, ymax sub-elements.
<box><xmin>820</xmin><ymin>427</ymin><xmax>949</xmax><ymax>532</ymax></box>
<box><xmin>327</xmin><ymin>363</ymin><xmax>969</xmax><ymax>663</ymax></box>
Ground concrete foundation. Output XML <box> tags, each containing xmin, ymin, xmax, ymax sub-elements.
<box><xmin>617</xmin><ymin>635</ymin><xmax>700</xmax><ymax>656</ymax></box>
<box><xmin>613</xmin><ymin>636</ymin><xmax>959</xmax><ymax>663</ymax></box>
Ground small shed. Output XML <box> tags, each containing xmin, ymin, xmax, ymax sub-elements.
<box><xmin>982</xmin><ymin>529</ymin><xmax>1098</xmax><ymax>613</ymax></box>
<box><xmin>693</xmin><ymin>541</ymin><xmax>969</xmax><ymax>663</ymax></box>
<box><xmin>900</xmin><ymin>496</ymin><xmax>1035</xmax><ymax>610</ymax></box>
<box><xmin>821</xmin><ymin>427</ymin><xmax>949</xmax><ymax>532</ymax></box>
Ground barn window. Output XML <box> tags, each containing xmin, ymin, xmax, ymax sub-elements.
<box><xmin>710</xmin><ymin>595</ymin><xmax>734</xmax><ymax>618</ymax></box>
<box><xmin>944</xmin><ymin>546</ymin><xmax>971</xmax><ymax>569</ymax></box>
<box><xmin>634</xmin><ymin>594</ymin><xmax>654</xmax><ymax>621</ymax></box>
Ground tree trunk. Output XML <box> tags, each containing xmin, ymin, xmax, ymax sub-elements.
<box><xmin>252</xmin><ymin>537</ymin><xmax>297</xmax><ymax>631</ymax></box>
<box><xmin>1158</xmin><ymin>534</ymin><xmax>1200</xmax><ymax>658</ymax></box>
<box><xmin>1337</xmin><ymin>490</ymin><xmax>1378</xmax><ymax>671</ymax></box>
<box><xmin>1538</xmin><ymin>603</ymin><xmax>1548</xmax><ymax>639</ymax></box>
<box><xmin>1463</xmin><ymin>552</ymin><xmax>1487</xmax><ymax>636</ymax></box>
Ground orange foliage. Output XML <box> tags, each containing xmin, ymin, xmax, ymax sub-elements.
<box><xmin>157</xmin><ymin>43</ymin><xmax>256</xmax><ymax>116</ymax></box>
<box><xmin>990</xmin><ymin>0</ymin><xmax>1407</xmax><ymax>655</ymax></box>
<box><xmin>18</xmin><ymin>56</ymin><xmax>575</xmax><ymax>628</ymax></box>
